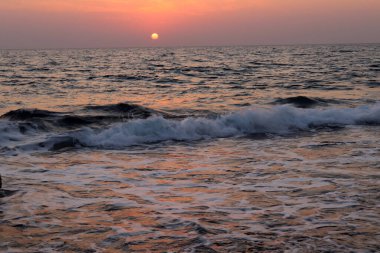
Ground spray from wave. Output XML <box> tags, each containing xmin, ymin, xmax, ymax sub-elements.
<box><xmin>74</xmin><ymin>104</ymin><xmax>380</xmax><ymax>148</ymax></box>
<box><xmin>0</xmin><ymin>103</ymin><xmax>379</xmax><ymax>151</ymax></box>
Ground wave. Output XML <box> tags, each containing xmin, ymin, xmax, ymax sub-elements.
<box><xmin>73</xmin><ymin>103</ymin><xmax>380</xmax><ymax>149</ymax></box>
<box><xmin>0</xmin><ymin>121</ymin><xmax>40</xmax><ymax>148</ymax></box>
<box><xmin>85</xmin><ymin>102</ymin><xmax>171</xmax><ymax>118</ymax></box>
<box><xmin>273</xmin><ymin>96</ymin><xmax>335</xmax><ymax>108</ymax></box>
<box><xmin>1</xmin><ymin>103</ymin><xmax>379</xmax><ymax>151</ymax></box>
<box><xmin>1</xmin><ymin>109</ymin><xmax>59</xmax><ymax>120</ymax></box>
<box><xmin>0</xmin><ymin>103</ymin><xmax>173</xmax><ymax>130</ymax></box>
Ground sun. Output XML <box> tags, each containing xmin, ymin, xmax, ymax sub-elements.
<box><xmin>151</xmin><ymin>33</ymin><xmax>159</xmax><ymax>40</ymax></box>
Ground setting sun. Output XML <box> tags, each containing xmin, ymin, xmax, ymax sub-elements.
<box><xmin>1</xmin><ymin>0</ymin><xmax>380</xmax><ymax>251</ymax></box>
<box><xmin>151</xmin><ymin>33</ymin><xmax>159</xmax><ymax>40</ymax></box>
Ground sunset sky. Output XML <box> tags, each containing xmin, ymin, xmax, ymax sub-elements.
<box><xmin>1</xmin><ymin>0</ymin><xmax>379</xmax><ymax>49</ymax></box>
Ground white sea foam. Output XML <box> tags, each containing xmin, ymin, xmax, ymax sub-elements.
<box><xmin>0</xmin><ymin>121</ymin><xmax>29</xmax><ymax>146</ymax></box>
<box><xmin>74</xmin><ymin>104</ymin><xmax>380</xmax><ymax>148</ymax></box>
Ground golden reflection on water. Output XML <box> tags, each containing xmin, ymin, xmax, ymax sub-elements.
<box><xmin>1</xmin><ymin>72</ymin><xmax>379</xmax><ymax>116</ymax></box>
<box><xmin>1</xmin><ymin>127</ymin><xmax>379</xmax><ymax>252</ymax></box>
<box><xmin>1</xmin><ymin>46</ymin><xmax>380</xmax><ymax>251</ymax></box>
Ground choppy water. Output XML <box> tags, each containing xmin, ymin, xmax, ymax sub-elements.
<box><xmin>1</xmin><ymin>45</ymin><xmax>379</xmax><ymax>252</ymax></box>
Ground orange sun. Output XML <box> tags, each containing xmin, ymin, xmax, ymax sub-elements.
<box><xmin>151</xmin><ymin>33</ymin><xmax>159</xmax><ymax>40</ymax></box>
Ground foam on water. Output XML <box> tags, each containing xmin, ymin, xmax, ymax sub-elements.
<box><xmin>1</xmin><ymin>46</ymin><xmax>380</xmax><ymax>252</ymax></box>
<box><xmin>75</xmin><ymin>104</ymin><xmax>380</xmax><ymax>148</ymax></box>
<box><xmin>1</xmin><ymin>103</ymin><xmax>378</xmax><ymax>151</ymax></box>
<box><xmin>0</xmin><ymin>121</ymin><xmax>38</xmax><ymax>147</ymax></box>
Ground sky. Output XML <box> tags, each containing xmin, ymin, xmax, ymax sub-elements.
<box><xmin>0</xmin><ymin>0</ymin><xmax>379</xmax><ymax>49</ymax></box>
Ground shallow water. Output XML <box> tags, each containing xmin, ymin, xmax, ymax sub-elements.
<box><xmin>1</xmin><ymin>45</ymin><xmax>380</xmax><ymax>252</ymax></box>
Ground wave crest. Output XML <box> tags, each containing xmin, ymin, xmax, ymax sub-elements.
<box><xmin>74</xmin><ymin>104</ymin><xmax>380</xmax><ymax>148</ymax></box>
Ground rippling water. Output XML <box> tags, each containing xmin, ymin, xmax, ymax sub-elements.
<box><xmin>1</xmin><ymin>45</ymin><xmax>379</xmax><ymax>252</ymax></box>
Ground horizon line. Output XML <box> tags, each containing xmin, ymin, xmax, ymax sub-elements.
<box><xmin>1</xmin><ymin>42</ymin><xmax>379</xmax><ymax>51</ymax></box>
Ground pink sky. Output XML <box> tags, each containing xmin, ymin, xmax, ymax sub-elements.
<box><xmin>0</xmin><ymin>0</ymin><xmax>379</xmax><ymax>49</ymax></box>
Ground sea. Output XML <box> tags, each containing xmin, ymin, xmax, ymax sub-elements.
<box><xmin>0</xmin><ymin>45</ymin><xmax>379</xmax><ymax>252</ymax></box>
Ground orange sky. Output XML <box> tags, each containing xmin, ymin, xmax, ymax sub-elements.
<box><xmin>0</xmin><ymin>0</ymin><xmax>379</xmax><ymax>48</ymax></box>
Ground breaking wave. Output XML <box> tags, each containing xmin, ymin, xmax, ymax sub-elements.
<box><xmin>1</xmin><ymin>103</ymin><xmax>379</xmax><ymax>151</ymax></box>
<box><xmin>74</xmin><ymin>104</ymin><xmax>380</xmax><ymax>148</ymax></box>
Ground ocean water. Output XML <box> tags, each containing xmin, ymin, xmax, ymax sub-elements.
<box><xmin>0</xmin><ymin>45</ymin><xmax>379</xmax><ymax>252</ymax></box>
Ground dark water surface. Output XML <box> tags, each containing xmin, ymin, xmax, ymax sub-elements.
<box><xmin>1</xmin><ymin>45</ymin><xmax>379</xmax><ymax>252</ymax></box>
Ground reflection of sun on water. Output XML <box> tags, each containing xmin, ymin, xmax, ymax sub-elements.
<box><xmin>151</xmin><ymin>33</ymin><xmax>159</xmax><ymax>40</ymax></box>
